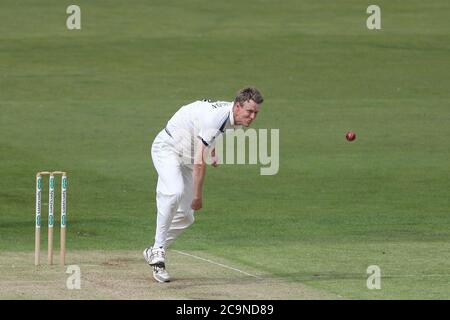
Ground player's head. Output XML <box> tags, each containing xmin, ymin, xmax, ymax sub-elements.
<box><xmin>233</xmin><ymin>87</ymin><xmax>263</xmax><ymax>127</ymax></box>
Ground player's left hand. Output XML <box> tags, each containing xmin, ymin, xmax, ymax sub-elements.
<box><xmin>210</xmin><ymin>148</ymin><xmax>219</xmax><ymax>168</ymax></box>
<box><xmin>191</xmin><ymin>197</ymin><xmax>203</xmax><ymax>211</ymax></box>
<box><xmin>211</xmin><ymin>156</ymin><xmax>219</xmax><ymax>167</ymax></box>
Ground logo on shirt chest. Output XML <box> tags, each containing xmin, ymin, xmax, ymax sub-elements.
<box><xmin>203</xmin><ymin>99</ymin><xmax>227</xmax><ymax>109</ymax></box>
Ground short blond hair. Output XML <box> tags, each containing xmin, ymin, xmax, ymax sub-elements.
<box><xmin>234</xmin><ymin>87</ymin><xmax>264</xmax><ymax>105</ymax></box>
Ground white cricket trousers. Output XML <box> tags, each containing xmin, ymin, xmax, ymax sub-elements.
<box><xmin>151</xmin><ymin>129</ymin><xmax>195</xmax><ymax>249</ymax></box>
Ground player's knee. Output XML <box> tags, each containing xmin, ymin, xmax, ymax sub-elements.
<box><xmin>169</xmin><ymin>188</ymin><xmax>184</xmax><ymax>201</ymax></box>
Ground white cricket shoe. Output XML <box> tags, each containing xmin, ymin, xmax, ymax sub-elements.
<box><xmin>143</xmin><ymin>246</ymin><xmax>166</xmax><ymax>266</ymax></box>
<box><xmin>153</xmin><ymin>265</ymin><xmax>171</xmax><ymax>283</ymax></box>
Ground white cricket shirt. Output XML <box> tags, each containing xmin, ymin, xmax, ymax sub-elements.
<box><xmin>164</xmin><ymin>99</ymin><xmax>238</xmax><ymax>159</ymax></box>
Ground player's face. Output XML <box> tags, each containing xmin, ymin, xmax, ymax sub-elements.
<box><xmin>235</xmin><ymin>100</ymin><xmax>260</xmax><ymax>127</ymax></box>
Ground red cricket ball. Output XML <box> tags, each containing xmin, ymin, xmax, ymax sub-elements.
<box><xmin>346</xmin><ymin>131</ymin><xmax>356</xmax><ymax>141</ymax></box>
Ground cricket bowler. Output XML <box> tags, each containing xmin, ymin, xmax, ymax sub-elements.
<box><xmin>143</xmin><ymin>87</ymin><xmax>264</xmax><ymax>282</ymax></box>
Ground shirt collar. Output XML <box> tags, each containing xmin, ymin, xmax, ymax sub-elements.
<box><xmin>229</xmin><ymin>102</ymin><xmax>235</xmax><ymax>126</ymax></box>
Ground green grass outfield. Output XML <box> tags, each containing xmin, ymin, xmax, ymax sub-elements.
<box><xmin>1</xmin><ymin>0</ymin><xmax>449</xmax><ymax>299</ymax></box>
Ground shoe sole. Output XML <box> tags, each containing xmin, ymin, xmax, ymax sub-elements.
<box><xmin>150</xmin><ymin>262</ymin><xmax>165</xmax><ymax>268</ymax></box>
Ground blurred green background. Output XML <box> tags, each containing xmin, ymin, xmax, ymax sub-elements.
<box><xmin>1</xmin><ymin>0</ymin><xmax>449</xmax><ymax>299</ymax></box>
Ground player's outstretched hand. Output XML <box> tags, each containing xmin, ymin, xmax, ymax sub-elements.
<box><xmin>191</xmin><ymin>198</ymin><xmax>203</xmax><ymax>211</ymax></box>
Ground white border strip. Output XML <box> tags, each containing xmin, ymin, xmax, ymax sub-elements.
<box><xmin>173</xmin><ymin>250</ymin><xmax>262</xmax><ymax>279</ymax></box>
